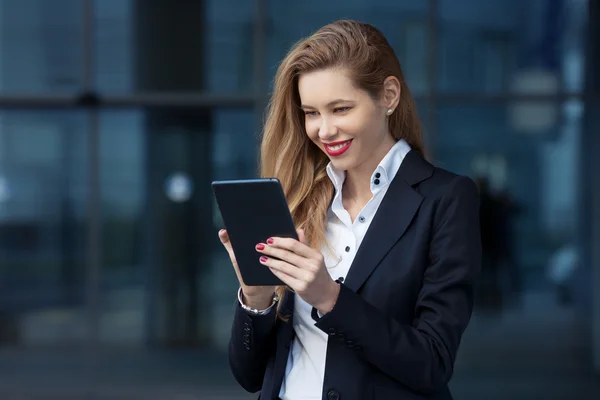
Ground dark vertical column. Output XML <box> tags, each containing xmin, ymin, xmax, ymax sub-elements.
<box><xmin>60</xmin><ymin>127</ymin><xmax>78</xmax><ymax>307</ymax></box>
<box><xmin>579</xmin><ymin>0</ymin><xmax>600</xmax><ymax>374</ymax></box>
<box><xmin>42</xmin><ymin>0</ymin><xmax>85</xmax><ymax>310</ymax></box>
<box><xmin>426</xmin><ymin>0</ymin><xmax>438</xmax><ymax>159</ymax></box>
<box><xmin>133</xmin><ymin>0</ymin><xmax>214</xmax><ymax>347</ymax></box>
<box><xmin>134</xmin><ymin>1</ymin><xmax>207</xmax><ymax>92</ymax></box>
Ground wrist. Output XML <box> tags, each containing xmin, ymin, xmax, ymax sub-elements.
<box><xmin>316</xmin><ymin>281</ymin><xmax>341</xmax><ymax>315</ymax></box>
<box><xmin>242</xmin><ymin>290</ymin><xmax>276</xmax><ymax>310</ymax></box>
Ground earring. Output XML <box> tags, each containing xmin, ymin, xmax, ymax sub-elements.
<box><xmin>386</xmin><ymin>109</ymin><xmax>393</xmax><ymax>116</ymax></box>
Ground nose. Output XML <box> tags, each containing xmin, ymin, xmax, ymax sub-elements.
<box><xmin>318</xmin><ymin>117</ymin><xmax>337</xmax><ymax>141</ymax></box>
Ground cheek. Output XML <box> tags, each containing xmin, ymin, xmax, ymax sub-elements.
<box><xmin>305</xmin><ymin>119</ymin><xmax>320</xmax><ymax>141</ymax></box>
<box><xmin>338</xmin><ymin>113</ymin><xmax>370</xmax><ymax>137</ymax></box>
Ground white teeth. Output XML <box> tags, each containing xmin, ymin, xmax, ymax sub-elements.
<box><xmin>326</xmin><ymin>140</ymin><xmax>351</xmax><ymax>151</ymax></box>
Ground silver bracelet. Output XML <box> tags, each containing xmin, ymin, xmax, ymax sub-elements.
<box><xmin>237</xmin><ymin>287</ymin><xmax>279</xmax><ymax>316</ymax></box>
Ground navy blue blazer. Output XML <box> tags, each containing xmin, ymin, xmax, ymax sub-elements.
<box><xmin>228</xmin><ymin>149</ymin><xmax>482</xmax><ymax>400</ymax></box>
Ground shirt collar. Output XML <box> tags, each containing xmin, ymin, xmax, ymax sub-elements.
<box><xmin>326</xmin><ymin>138</ymin><xmax>411</xmax><ymax>195</ymax></box>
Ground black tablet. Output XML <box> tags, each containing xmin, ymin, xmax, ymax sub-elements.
<box><xmin>212</xmin><ymin>178</ymin><xmax>298</xmax><ymax>286</ymax></box>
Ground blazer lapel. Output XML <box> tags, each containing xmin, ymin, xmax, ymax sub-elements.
<box><xmin>344</xmin><ymin>150</ymin><xmax>434</xmax><ymax>292</ymax></box>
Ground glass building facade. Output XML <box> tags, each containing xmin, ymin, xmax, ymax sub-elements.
<box><xmin>0</xmin><ymin>0</ymin><xmax>598</xmax><ymax>397</ymax></box>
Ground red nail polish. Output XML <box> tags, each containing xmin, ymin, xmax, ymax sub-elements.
<box><xmin>256</xmin><ymin>243</ymin><xmax>265</xmax><ymax>251</ymax></box>
<box><xmin>260</xmin><ymin>256</ymin><xmax>268</xmax><ymax>262</ymax></box>
<box><xmin>267</xmin><ymin>238</ymin><xmax>274</xmax><ymax>245</ymax></box>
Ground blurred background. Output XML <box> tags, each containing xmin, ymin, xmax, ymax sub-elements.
<box><xmin>0</xmin><ymin>0</ymin><xmax>598</xmax><ymax>398</ymax></box>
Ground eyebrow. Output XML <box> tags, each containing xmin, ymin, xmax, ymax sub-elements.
<box><xmin>300</xmin><ymin>99</ymin><xmax>355</xmax><ymax>109</ymax></box>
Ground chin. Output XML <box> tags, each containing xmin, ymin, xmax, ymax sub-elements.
<box><xmin>328</xmin><ymin>157</ymin><xmax>356</xmax><ymax>171</ymax></box>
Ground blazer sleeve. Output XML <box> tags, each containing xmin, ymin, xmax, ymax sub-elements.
<box><xmin>313</xmin><ymin>175</ymin><xmax>482</xmax><ymax>394</ymax></box>
<box><xmin>228</xmin><ymin>300</ymin><xmax>278</xmax><ymax>393</ymax></box>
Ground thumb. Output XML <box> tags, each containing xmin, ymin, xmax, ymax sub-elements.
<box><xmin>297</xmin><ymin>228</ymin><xmax>309</xmax><ymax>245</ymax></box>
<box><xmin>218</xmin><ymin>229</ymin><xmax>230</xmax><ymax>244</ymax></box>
<box><xmin>218</xmin><ymin>229</ymin><xmax>239</xmax><ymax>269</ymax></box>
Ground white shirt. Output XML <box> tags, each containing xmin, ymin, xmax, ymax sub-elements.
<box><xmin>279</xmin><ymin>139</ymin><xmax>411</xmax><ymax>400</ymax></box>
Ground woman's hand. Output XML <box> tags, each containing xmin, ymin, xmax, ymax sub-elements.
<box><xmin>255</xmin><ymin>229</ymin><xmax>340</xmax><ymax>314</ymax></box>
<box><xmin>218</xmin><ymin>229</ymin><xmax>276</xmax><ymax>309</ymax></box>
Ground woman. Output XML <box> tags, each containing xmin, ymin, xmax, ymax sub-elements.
<box><xmin>219</xmin><ymin>20</ymin><xmax>481</xmax><ymax>400</ymax></box>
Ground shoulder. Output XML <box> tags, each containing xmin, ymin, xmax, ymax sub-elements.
<box><xmin>417</xmin><ymin>164</ymin><xmax>479</xmax><ymax>203</ymax></box>
<box><xmin>416</xmin><ymin>165</ymin><xmax>481</xmax><ymax>243</ymax></box>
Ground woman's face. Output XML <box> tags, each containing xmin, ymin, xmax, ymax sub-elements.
<box><xmin>298</xmin><ymin>68</ymin><xmax>397</xmax><ymax>173</ymax></box>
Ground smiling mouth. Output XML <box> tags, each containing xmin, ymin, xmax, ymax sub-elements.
<box><xmin>324</xmin><ymin>139</ymin><xmax>353</xmax><ymax>156</ymax></box>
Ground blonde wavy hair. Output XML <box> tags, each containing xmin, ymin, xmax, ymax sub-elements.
<box><xmin>260</xmin><ymin>20</ymin><xmax>425</xmax><ymax>317</ymax></box>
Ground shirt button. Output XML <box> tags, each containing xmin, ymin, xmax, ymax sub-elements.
<box><xmin>345</xmin><ymin>246</ymin><xmax>350</xmax><ymax>252</ymax></box>
<box><xmin>375</xmin><ymin>172</ymin><xmax>381</xmax><ymax>178</ymax></box>
<box><xmin>358</xmin><ymin>216</ymin><xmax>365</xmax><ymax>223</ymax></box>
<box><xmin>373</xmin><ymin>178</ymin><xmax>380</xmax><ymax>185</ymax></box>
<box><xmin>327</xmin><ymin>389</ymin><xmax>340</xmax><ymax>400</ymax></box>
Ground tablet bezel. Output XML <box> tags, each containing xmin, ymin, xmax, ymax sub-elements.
<box><xmin>212</xmin><ymin>178</ymin><xmax>298</xmax><ymax>286</ymax></box>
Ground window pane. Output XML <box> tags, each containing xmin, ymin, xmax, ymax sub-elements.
<box><xmin>267</xmin><ymin>1</ymin><xmax>430</xmax><ymax>95</ymax></box>
<box><xmin>98</xmin><ymin>108</ymin><xmax>257</xmax><ymax>348</ymax></box>
<box><xmin>95</xmin><ymin>0</ymin><xmax>256</xmax><ymax>94</ymax></box>
<box><xmin>436</xmin><ymin>0</ymin><xmax>588</xmax><ymax>93</ymax></box>
<box><xmin>432</xmin><ymin>100</ymin><xmax>582</xmax><ymax>290</ymax></box>
<box><xmin>442</xmin><ymin>99</ymin><xmax>598</xmax><ymax>399</ymax></box>
<box><xmin>0</xmin><ymin>0</ymin><xmax>83</xmax><ymax>94</ymax></box>
<box><xmin>586</xmin><ymin>101</ymin><xmax>600</xmax><ymax>377</ymax></box>
<box><xmin>0</xmin><ymin>110</ymin><xmax>88</xmax><ymax>347</ymax></box>
<box><xmin>415</xmin><ymin>99</ymin><xmax>433</xmax><ymax>150</ymax></box>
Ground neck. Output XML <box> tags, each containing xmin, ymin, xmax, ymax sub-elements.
<box><xmin>342</xmin><ymin>136</ymin><xmax>396</xmax><ymax>204</ymax></box>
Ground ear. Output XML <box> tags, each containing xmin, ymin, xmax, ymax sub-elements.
<box><xmin>381</xmin><ymin>76</ymin><xmax>401</xmax><ymax>115</ymax></box>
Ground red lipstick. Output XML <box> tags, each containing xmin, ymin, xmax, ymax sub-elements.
<box><xmin>323</xmin><ymin>139</ymin><xmax>353</xmax><ymax>157</ymax></box>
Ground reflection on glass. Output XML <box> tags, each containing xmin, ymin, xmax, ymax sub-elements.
<box><xmin>99</xmin><ymin>108</ymin><xmax>255</xmax><ymax>348</ymax></box>
<box><xmin>436</xmin><ymin>0</ymin><xmax>587</xmax><ymax>93</ymax></box>
<box><xmin>267</xmin><ymin>1</ymin><xmax>430</xmax><ymax>95</ymax></box>
<box><xmin>414</xmin><ymin>99</ymin><xmax>432</xmax><ymax>150</ymax></box>
<box><xmin>94</xmin><ymin>0</ymin><xmax>133</xmax><ymax>93</ymax></box>
<box><xmin>434</xmin><ymin>101</ymin><xmax>581</xmax><ymax>279</ymax></box>
<box><xmin>95</xmin><ymin>0</ymin><xmax>256</xmax><ymax>94</ymax></box>
<box><xmin>164</xmin><ymin>172</ymin><xmax>194</xmax><ymax>203</ymax></box>
<box><xmin>0</xmin><ymin>110</ymin><xmax>87</xmax><ymax>346</ymax></box>
<box><xmin>0</xmin><ymin>0</ymin><xmax>83</xmax><ymax>94</ymax></box>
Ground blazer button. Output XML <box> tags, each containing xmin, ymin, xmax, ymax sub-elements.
<box><xmin>327</xmin><ymin>389</ymin><xmax>340</xmax><ymax>400</ymax></box>
<box><xmin>327</xmin><ymin>328</ymin><xmax>336</xmax><ymax>336</ymax></box>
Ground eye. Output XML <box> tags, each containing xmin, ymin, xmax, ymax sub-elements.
<box><xmin>304</xmin><ymin>110</ymin><xmax>318</xmax><ymax>117</ymax></box>
<box><xmin>334</xmin><ymin>107</ymin><xmax>351</xmax><ymax>113</ymax></box>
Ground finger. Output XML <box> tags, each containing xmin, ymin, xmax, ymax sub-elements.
<box><xmin>219</xmin><ymin>230</ymin><xmax>235</xmax><ymax>253</ymax></box>
<box><xmin>297</xmin><ymin>229</ymin><xmax>309</xmax><ymax>246</ymax></box>
<box><xmin>260</xmin><ymin>256</ymin><xmax>310</xmax><ymax>282</ymax></box>
<box><xmin>268</xmin><ymin>236</ymin><xmax>315</xmax><ymax>258</ymax></box>
<box><xmin>218</xmin><ymin>229</ymin><xmax>230</xmax><ymax>244</ymax></box>
<box><xmin>267</xmin><ymin>266</ymin><xmax>303</xmax><ymax>290</ymax></box>
<box><xmin>256</xmin><ymin>244</ymin><xmax>305</xmax><ymax>269</ymax></box>
<box><xmin>219</xmin><ymin>229</ymin><xmax>238</xmax><ymax>262</ymax></box>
